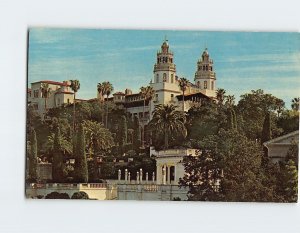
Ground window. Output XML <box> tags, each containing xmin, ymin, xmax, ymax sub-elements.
<box><xmin>197</xmin><ymin>81</ymin><xmax>200</xmax><ymax>88</ymax></box>
<box><xmin>204</xmin><ymin>81</ymin><xmax>207</xmax><ymax>89</ymax></box>
<box><xmin>211</xmin><ymin>67</ymin><xmax>213</xmax><ymax>71</ymax></box>
<box><xmin>67</xmin><ymin>98</ymin><xmax>70</xmax><ymax>104</ymax></box>
<box><xmin>171</xmin><ymin>74</ymin><xmax>174</xmax><ymax>83</ymax></box>
<box><xmin>156</xmin><ymin>74</ymin><xmax>159</xmax><ymax>83</ymax></box>
<box><xmin>171</xmin><ymin>94</ymin><xmax>174</xmax><ymax>98</ymax></box>
<box><xmin>157</xmin><ymin>58</ymin><xmax>159</xmax><ymax>63</ymax></box>
<box><xmin>163</xmin><ymin>73</ymin><xmax>167</xmax><ymax>82</ymax></box>
<box><xmin>211</xmin><ymin>81</ymin><xmax>214</xmax><ymax>90</ymax></box>
<box><xmin>33</xmin><ymin>90</ymin><xmax>39</xmax><ymax>98</ymax></box>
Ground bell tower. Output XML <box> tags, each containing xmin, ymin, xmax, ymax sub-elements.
<box><xmin>153</xmin><ymin>39</ymin><xmax>176</xmax><ymax>84</ymax></box>
<box><xmin>194</xmin><ymin>48</ymin><xmax>216</xmax><ymax>98</ymax></box>
<box><xmin>150</xmin><ymin>38</ymin><xmax>181</xmax><ymax>115</ymax></box>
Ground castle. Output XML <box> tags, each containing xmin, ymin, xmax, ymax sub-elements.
<box><xmin>96</xmin><ymin>39</ymin><xmax>217</xmax><ymax>122</ymax></box>
<box><xmin>28</xmin><ymin>39</ymin><xmax>217</xmax><ymax>120</ymax></box>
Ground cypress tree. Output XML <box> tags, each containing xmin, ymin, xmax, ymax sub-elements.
<box><xmin>227</xmin><ymin>109</ymin><xmax>234</xmax><ymax>130</ymax></box>
<box><xmin>261</xmin><ymin>112</ymin><xmax>271</xmax><ymax>144</ymax></box>
<box><xmin>261</xmin><ymin>112</ymin><xmax>271</xmax><ymax>166</ymax></box>
<box><xmin>28</xmin><ymin>129</ymin><xmax>38</xmax><ymax>182</ymax></box>
<box><xmin>120</xmin><ymin>115</ymin><xmax>128</xmax><ymax>146</ymax></box>
<box><xmin>133</xmin><ymin>116</ymin><xmax>141</xmax><ymax>148</ymax></box>
<box><xmin>74</xmin><ymin>124</ymin><xmax>88</xmax><ymax>183</ymax></box>
<box><xmin>232</xmin><ymin>108</ymin><xmax>237</xmax><ymax>130</ymax></box>
<box><xmin>52</xmin><ymin>127</ymin><xmax>64</xmax><ymax>182</ymax></box>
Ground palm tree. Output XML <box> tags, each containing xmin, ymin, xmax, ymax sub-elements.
<box><xmin>40</xmin><ymin>83</ymin><xmax>51</xmax><ymax>118</ymax></box>
<box><xmin>149</xmin><ymin>104</ymin><xmax>186</xmax><ymax>150</ymax></box>
<box><xmin>225</xmin><ymin>95</ymin><xmax>235</xmax><ymax>108</ymax></box>
<box><xmin>102</xmin><ymin>81</ymin><xmax>114</xmax><ymax>128</ymax></box>
<box><xmin>216</xmin><ymin>88</ymin><xmax>226</xmax><ymax>105</ymax></box>
<box><xmin>140</xmin><ymin>86</ymin><xmax>155</xmax><ymax>147</ymax></box>
<box><xmin>178</xmin><ymin>77</ymin><xmax>189</xmax><ymax>112</ymax></box>
<box><xmin>70</xmin><ymin>80</ymin><xmax>80</xmax><ymax>131</ymax></box>
<box><xmin>291</xmin><ymin>97</ymin><xmax>299</xmax><ymax>111</ymax></box>
<box><xmin>97</xmin><ymin>83</ymin><xmax>105</xmax><ymax>123</ymax></box>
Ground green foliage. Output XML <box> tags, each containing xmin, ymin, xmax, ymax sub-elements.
<box><xmin>237</xmin><ymin>89</ymin><xmax>284</xmax><ymax>140</ymax></box>
<box><xmin>71</xmin><ymin>191</ymin><xmax>89</xmax><ymax>199</ymax></box>
<box><xmin>277</xmin><ymin>110</ymin><xmax>299</xmax><ymax>135</ymax></box>
<box><xmin>52</xmin><ymin>127</ymin><xmax>66</xmax><ymax>182</ymax></box>
<box><xmin>180</xmin><ymin>129</ymin><xmax>277</xmax><ymax>202</ymax></box>
<box><xmin>291</xmin><ymin>97</ymin><xmax>299</xmax><ymax>111</ymax></box>
<box><xmin>133</xmin><ymin>116</ymin><xmax>141</xmax><ymax>149</ymax></box>
<box><xmin>45</xmin><ymin>192</ymin><xmax>70</xmax><ymax>199</ymax></box>
<box><xmin>82</xmin><ymin>120</ymin><xmax>114</xmax><ymax>156</ymax></box>
<box><xmin>276</xmin><ymin>160</ymin><xmax>298</xmax><ymax>202</ymax></box>
<box><xmin>120</xmin><ymin>116</ymin><xmax>128</xmax><ymax>146</ymax></box>
<box><xmin>74</xmin><ymin>124</ymin><xmax>88</xmax><ymax>183</ymax></box>
<box><xmin>261</xmin><ymin>112</ymin><xmax>271</xmax><ymax>144</ymax></box>
<box><xmin>286</xmin><ymin>141</ymin><xmax>299</xmax><ymax>169</ymax></box>
<box><xmin>28</xmin><ymin>129</ymin><xmax>38</xmax><ymax>182</ymax></box>
<box><xmin>186</xmin><ymin>100</ymin><xmax>227</xmax><ymax>143</ymax></box>
<box><xmin>149</xmin><ymin>104</ymin><xmax>186</xmax><ymax>149</ymax></box>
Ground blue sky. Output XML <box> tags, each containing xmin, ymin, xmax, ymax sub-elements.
<box><xmin>28</xmin><ymin>28</ymin><xmax>300</xmax><ymax>107</ymax></box>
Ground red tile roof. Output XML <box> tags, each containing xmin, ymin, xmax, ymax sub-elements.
<box><xmin>113</xmin><ymin>92</ymin><xmax>125</xmax><ymax>95</ymax></box>
<box><xmin>56</xmin><ymin>91</ymin><xmax>74</xmax><ymax>95</ymax></box>
<box><xmin>32</xmin><ymin>80</ymin><xmax>70</xmax><ymax>86</ymax></box>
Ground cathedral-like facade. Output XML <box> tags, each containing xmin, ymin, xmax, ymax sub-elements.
<box><xmin>106</xmin><ymin>39</ymin><xmax>217</xmax><ymax>120</ymax></box>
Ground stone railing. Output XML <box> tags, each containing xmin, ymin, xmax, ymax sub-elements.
<box><xmin>156</xmin><ymin>149</ymin><xmax>195</xmax><ymax>156</ymax></box>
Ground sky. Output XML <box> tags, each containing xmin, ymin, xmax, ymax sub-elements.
<box><xmin>28</xmin><ymin>28</ymin><xmax>300</xmax><ymax>107</ymax></box>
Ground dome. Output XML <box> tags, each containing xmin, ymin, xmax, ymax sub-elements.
<box><xmin>202</xmin><ymin>48</ymin><xmax>209</xmax><ymax>56</ymax></box>
<box><xmin>161</xmin><ymin>40</ymin><xmax>169</xmax><ymax>52</ymax></box>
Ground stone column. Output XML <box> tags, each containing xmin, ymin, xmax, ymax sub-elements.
<box><xmin>125</xmin><ymin>169</ymin><xmax>128</xmax><ymax>182</ymax></box>
<box><xmin>145</xmin><ymin>172</ymin><xmax>148</xmax><ymax>183</ymax></box>
<box><xmin>156</xmin><ymin>164</ymin><xmax>162</xmax><ymax>184</ymax></box>
<box><xmin>162</xmin><ymin>166</ymin><xmax>166</xmax><ymax>185</ymax></box>
<box><xmin>118</xmin><ymin>169</ymin><xmax>121</xmax><ymax>181</ymax></box>
<box><xmin>128</xmin><ymin>172</ymin><xmax>131</xmax><ymax>183</ymax></box>
<box><xmin>136</xmin><ymin>171</ymin><xmax>140</xmax><ymax>184</ymax></box>
<box><xmin>139</xmin><ymin>168</ymin><xmax>143</xmax><ymax>183</ymax></box>
<box><xmin>152</xmin><ymin>172</ymin><xmax>155</xmax><ymax>183</ymax></box>
<box><xmin>167</xmin><ymin>165</ymin><xmax>170</xmax><ymax>184</ymax></box>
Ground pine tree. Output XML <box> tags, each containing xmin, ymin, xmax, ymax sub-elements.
<box><xmin>28</xmin><ymin>129</ymin><xmax>38</xmax><ymax>182</ymax></box>
<box><xmin>74</xmin><ymin>124</ymin><xmax>88</xmax><ymax>183</ymax></box>
<box><xmin>52</xmin><ymin>127</ymin><xmax>64</xmax><ymax>182</ymax></box>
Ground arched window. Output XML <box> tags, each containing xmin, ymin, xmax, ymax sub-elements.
<box><xmin>157</xmin><ymin>58</ymin><xmax>159</xmax><ymax>63</ymax></box>
<box><xmin>163</xmin><ymin>73</ymin><xmax>167</xmax><ymax>82</ymax></box>
<box><xmin>204</xmin><ymin>81</ymin><xmax>207</xmax><ymax>89</ymax></box>
<box><xmin>197</xmin><ymin>81</ymin><xmax>200</xmax><ymax>88</ymax></box>
<box><xmin>171</xmin><ymin>74</ymin><xmax>174</xmax><ymax>83</ymax></box>
<box><xmin>156</xmin><ymin>74</ymin><xmax>159</xmax><ymax>83</ymax></box>
<box><xmin>211</xmin><ymin>81</ymin><xmax>214</xmax><ymax>90</ymax></box>
<box><xmin>210</xmin><ymin>67</ymin><xmax>213</xmax><ymax>71</ymax></box>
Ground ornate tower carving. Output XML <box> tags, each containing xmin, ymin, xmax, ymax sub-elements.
<box><xmin>194</xmin><ymin>48</ymin><xmax>216</xmax><ymax>98</ymax></box>
<box><xmin>153</xmin><ymin>39</ymin><xmax>176</xmax><ymax>84</ymax></box>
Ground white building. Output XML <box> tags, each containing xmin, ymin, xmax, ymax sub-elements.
<box><xmin>263</xmin><ymin>130</ymin><xmax>299</xmax><ymax>163</ymax></box>
<box><xmin>150</xmin><ymin>147</ymin><xmax>199</xmax><ymax>185</ymax></box>
<box><xmin>100</xmin><ymin>39</ymin><xmax>217</xmax><ymax>121</ymax></box>
<box><xmin>28</xmin><ymin>80</ymin><xmax>74</xmax><ymax>118</ymax></box>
